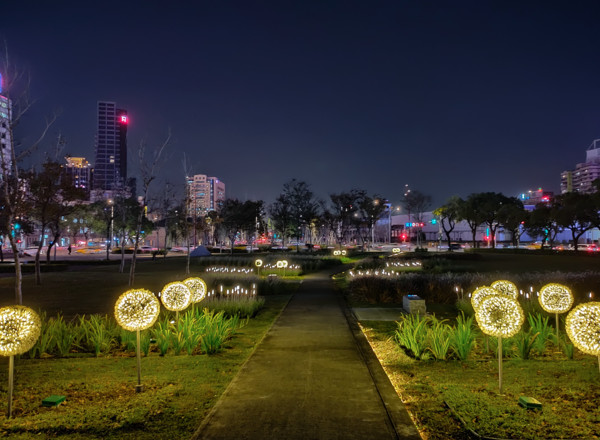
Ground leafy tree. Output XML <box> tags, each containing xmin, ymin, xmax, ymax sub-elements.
<box><xmin>269</xmin><ymin>179</ymin><xmax>320</xmax><ymax>250</ymax></box>
<box><xmin>322</xmin><ymin>190</ymin><xmax>364</xmax><ymax>248</ymax></box>
<box><xmin>269</xmin><ymin>194</ymin><xmax>293</xmax><ymax>248</ymax></box>
<box><xmin>498</xmin><ymin>199</ymin><xmax>527</xmax><ymax>247</ymax></box>
<box><xmin>434</xmin><ymin>196</ymin><xmax>462</xmax><ymax>250</ymax></box>
<box><xmin>220</xmin><ymin>199</ymin><xmax>264</xmax><ymax>253</ymax></box>
<box><xmin>554</xmin><ymin>192</ymin><xmax>597</xmax><ymax>251</ymax></box>
<box><xmin>458</xmin><ymin>194</ymin><xmax>484</xmax><ymax>248</ymax></box>
<box><xmin>525</xmin><ymin>202</ymin><xmax>561</xmax><ymax>249</ymax></box>
<box><xmin>27</xmin><ymin>161</ymin><xmax>86</xmax><ymax>283</ymax></box>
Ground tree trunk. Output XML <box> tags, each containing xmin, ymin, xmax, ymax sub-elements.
<box><xmin>8</xmin><ymin>235</ymin><xmax>22</xmax><ymax>304</ymax></box>
<box><xmin>119</xmin><ymin>228</ymin><xmax>126</xmax><ymax>273</ymax></box>
<box><xmin>129</xmin><ymin>209</ymin><xmax>144</xmax><ymax>286</ymax></box>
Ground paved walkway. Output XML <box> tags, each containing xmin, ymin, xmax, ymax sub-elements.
<box><xmin>192</xmin><ymin>270</ymin><xmax>420</xmax><ymax>440</ymax></box>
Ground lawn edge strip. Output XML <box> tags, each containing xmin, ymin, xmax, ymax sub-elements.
<box><xmin>337</xmin><ymin>286</ymin><xmax>421</xmax><ymax>440</ymax></box>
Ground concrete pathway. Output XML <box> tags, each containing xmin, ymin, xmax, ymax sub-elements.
<box><xmin>192</xmin><ymin>271</ymin><xmax>420</xmax><ymax>440</ymax></box>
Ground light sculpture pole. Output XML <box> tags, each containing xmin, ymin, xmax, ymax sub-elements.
<box><xmin>114</xmin><ymin>289</ymin><xmax>160</xmax><ymax>392</ymax></box>
<box><xmin>566</xmin><ymin>302</ymin><xmax>600</xmax><ymax>373</ymax></box>
<box><xmin>0</xmin><ymin>306</ymin><xmax>41</xmax><ymax>417</ymax></box>
<box><xmin>475</xmin><ymin>295</ymin><xmax>524</xmax><ymax>393</ymax></box>
<box><xmin>254</xmin><ymin>259</ymin><xmax>262</xmax><ymax>277</ymax></box>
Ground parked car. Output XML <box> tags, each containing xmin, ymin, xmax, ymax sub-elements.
<box><xmin>139</xmin><ymin>246</ymin><xmax>158</xmax><ymax>253</ymax></box>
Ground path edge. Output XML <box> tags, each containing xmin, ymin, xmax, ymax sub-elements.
<box><xmin>337</xmin><ymin>287</ymin><xmax>422</xmax><ymax>440</ymax></box>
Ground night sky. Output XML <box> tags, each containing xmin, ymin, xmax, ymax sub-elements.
<box><xmin>3</xmin><ymin>1</ymin><xmax>600</xmax><ymax>207</ymax></box>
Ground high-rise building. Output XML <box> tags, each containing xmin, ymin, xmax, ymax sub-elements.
<box><xmin>186</xmin><ymin>174</ymin><xmax>226</xmax><ymax>217</ymax></box>
<box><xmin>93</xmin><ymin>101</ymin><xmax>128</xmax><ymax>191</ymax></box>
<box><xmin>561</xmin><ymin>139</ymin><xmax>600</xmax><ymax>194</ymax></box>
<box><xmin>0</xmin><ymin>76</ymin><xmax>12</xmax><ymax>177</ymax></box>
<box><xmin>63</xmin><ymin>156</ymin><xmax>93</xmax><ymax>194</ymax></box>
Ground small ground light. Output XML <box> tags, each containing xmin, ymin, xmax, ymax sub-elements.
<box><xmin>518</xmin><ymin>396</ymin><xmax>542</xmax><ymax>410</ymax></box>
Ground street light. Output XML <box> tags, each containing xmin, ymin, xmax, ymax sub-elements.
<box><xmin>106</xmin><ymin>199</ymin><xmax>114</xmax><ymax>261</ymax></box>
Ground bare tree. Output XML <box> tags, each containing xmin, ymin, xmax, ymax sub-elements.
<box><xmin>129</xmin><ymin>131</ymin><xmax>171</xmax><ymax>286</ymax></box>
<box><xmin>0</xmin><ymin>48</ymin><xmax>56</xmax><ymax>303</ymax></box>
<box><xmin>402</xmin><ymin>189</ymin><xmax>432</xmax><ymax>248</ymax></box>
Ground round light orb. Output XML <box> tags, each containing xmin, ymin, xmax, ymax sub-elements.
<box><xmin>276</xmin><ymin>261</ymin><xmax>284</xmax><ymax>268</ymax></box>
<box><xmin>341</xmin><ymin>250</ymin><xmax>347</xmax><ymax>256</ymax></box>
<box><xmin>471</xmin><ymin>286</ymin><xmax>499</xmax><ymax>311</ymax></box>
<box><xmin>183</xmin><ymin>277</ymin><xmax>207</xmax><ymax>303</ymax></box>
<box><xmin>115</xmin><ymin>289</ymin><xmax>160</xmax><ymax>331</ymax></box>
<box><xmin>0</xmin><ymin>306</ymin><xmax>41</xmax><ymax>356</ymax></box>
<box><xmin>566</xmin><ymin>302</ymin><xmax>600</xmax><ymax>355</ymax></box>
<box><xmin>282</xmin><ymin>260</ymin><xmax>288</xmax><ymax>268</ymax></box>
<box><xmin>254</xmin><ymin>259</ymin><xmax>263</xmax><ymax>267</ymax></box>
<box><xmin>392</xmin><ymin>248</ymin><xmax>401</xmax><ymax>253</ymax></box>
<box><xmin>490</xmin><ymin>280</ymin><xmax>518</xmax><ymax>299</ymax></box>
<box><xmin>161</xmin><ymin>281</ymin><xmax>192</xmax><ymax>311</ymax></box>
<box><xmin>475</xmin><ymin>294</ymin><xmax>524</xmax><ymax>338</ymax></box>
<box><xmin>333</xmin><ymin>250</ymin><xmax>340</xmax><ymax>256</ymax></box>
<box><xmin>539</xmin><ymin>283</ymin><xmax>574</xmax><ymax>314</ymax></box>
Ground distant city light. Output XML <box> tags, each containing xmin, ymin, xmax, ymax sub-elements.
<box><xmin>120</xmin><ymin>115</ymin><xmax>128</xmax><ymax>123</ymax></box>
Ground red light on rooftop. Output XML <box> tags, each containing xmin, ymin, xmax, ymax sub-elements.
<box><xmin>120</xmin><ymin>115</ymin><xmax>128</xmax><ymax>124</ymax></box>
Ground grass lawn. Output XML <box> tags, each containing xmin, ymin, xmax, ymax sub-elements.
<box><xmin>0</xmin><ymin>258</ymin><xmax>292</xmax><ymax>438</ymax></box>
<box><xmin>361</xmin><ymin>320</ymin><xmax>600</xmax><ymax>440</ymax></box>
<box><xmin>0</xmin><ymin>294</ymin><xmax>290</xmax><ymax>439</ymax></box>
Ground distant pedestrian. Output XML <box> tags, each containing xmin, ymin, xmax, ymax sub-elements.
<box><xmin>68</xmin><ymin>245</ymin><xmax>72</xmax><ymax>255</ymax></box>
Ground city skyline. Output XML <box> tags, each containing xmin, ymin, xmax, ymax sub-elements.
<box><xmin>3</xmin><ymin>2</ymin><xmax>600</xmax><ymax>207</ymax></box>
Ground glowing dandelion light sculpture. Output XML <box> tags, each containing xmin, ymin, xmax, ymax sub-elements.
<box><xmin>475</xmin><ymin>295</ymin><xmax>524</xmax><ymax>393</ymax></box>
<box><xmin>490</xmin><ymin>280</ymin><xmax>518</xmax><ymax>299</ymax></box>
<box><xmin>539</xmin><ymin>283</ymin><xmax>574</xmax><ymax>339</ymax></box>
<box><xmin>114</xmin><ymin>289</ymin><xmax>160</xmax><ymax>393</ymax></box>
<box><xmin>0</xmin><ymin>306</ymin><xmax>41</xmax><ymax>417</ymax></box>
<box><xmin>115</xmin><ymin>289</ymin><xmax>160</xmax><ymax>331</ymax></box>
<box><xmin>566</xmin><ymin>302</ymin><xmax>600</xmax><ymax>373</ymax></box>
<box><xmin>255</xmin><ymin>259</ymin><xmax>263</xmax><ymax>276</ymax></box>
<box><xmin>183</xmin><ymin>277</ymin><xmax>207</xmax><ymax>303</ymax></box>
<box><xmin>161</xmin><ymin>282</ymin><xmax>192</xmax><ymax>312</ymax></box>
<box><xmin>471</xmin><ymin>286</ymin><xmax>499</xmax><ymax>311</ymax></box>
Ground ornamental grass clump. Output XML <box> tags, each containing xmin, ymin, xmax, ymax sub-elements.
<box><xmin>394</xmin><ymin>314</ymin><xmax>429</xmax><ymax>360</ymax></box>
<box><xmin>203</xmin><ymin>296</ymin><xmax>265</xmax><ymax>318</ymax></box>
<box><xmin>200</xmin><ymin>310</ymin><xmax>241</xmax><ymax>354</ymax></box>
<box><xmin>427</xmin><ymin>317</ymin><xmax>452</xmax><ymax>361</ymax></box>
<box><xmin>79</xmin><ymin>314</ymin><xmax>116</xmax><ymax>356</ymax></box>
<box><xmin>153</xmin><ymin>318</ymin><xmax>171</xmax><ymax>356</ymax></box>
<box><xmin>29</xmin><ymin>311</ymin><xmax>51</xmax><ymax>358</ymax></box>
<box><xmin>514</xmin><ymin>329</ymin><xmax>539</xmax><ymax>360</ymax></box>
<box><xmin>528</xmin><ymin>313</ymin><xmax>554</xmax><ymax>355</ymax></box>
<box><xmin>53</xmin><ymin>315</ymin><xmax>76</xmax><ymax>357</ymax></box>
<box><xmin>449</xmin><ymin>313</ymin><xmax>476</xmax><ymax>360</ymax></box>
